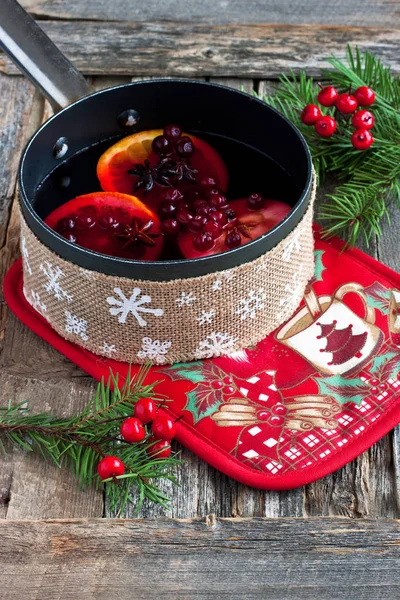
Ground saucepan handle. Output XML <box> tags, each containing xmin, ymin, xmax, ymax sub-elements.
<box><xmin>0</xmin><ymin>0</ymin><xmax>92</xmax><ymax>112</ymax></box>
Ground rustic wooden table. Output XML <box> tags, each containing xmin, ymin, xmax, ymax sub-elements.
<box><xmin>0</xmin><ymin>1</ymin><xmax>399</xmax><ymax>598</ymax></box>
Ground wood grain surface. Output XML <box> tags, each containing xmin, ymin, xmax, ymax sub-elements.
<box><xmin>1</xmin><ymin>21</ymin><xmax>399</xmax><ymax>78</ymax></box>
<box><xmin>1</xmin><ymin>517</ymin><xmax>400</xmax><ymax>599</ymax></box>
<box><xmin>19</xmin><ymin>0</ymin><xmax>400</xmax><ymax>28</ymax></box>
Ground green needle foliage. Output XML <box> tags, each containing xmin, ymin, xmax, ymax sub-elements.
<box><xmin>257</xmin><ymin>46</ymin><xmax>400</xmax><ymax>246</ymax></box>
<box><xmin>0</xmin><ymin>365</ymin><xmax>180</xmax><ymax>514</ymax></box>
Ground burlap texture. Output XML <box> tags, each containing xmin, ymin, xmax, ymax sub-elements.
<box><xmin>20</xmin><ymin>177</ymin><xmax>316</xmax><ymax>364</ymax></box>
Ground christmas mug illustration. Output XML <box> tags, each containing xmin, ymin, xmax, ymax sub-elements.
<box><xmin>276</xmin><ymin>282</ymin><xmax>383</xmax><ymax>376</ymax></box>
<box><xmin>389</xmin><ymin>289</ymin><xmax>400</xmax><ymax>346</ymax></box>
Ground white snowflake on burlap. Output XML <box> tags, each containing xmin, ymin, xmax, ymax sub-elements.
<box><xmin>196</xmin><ymin>309</ymin><xmax>216</xmax><ymax>325</ymax></box>
<box><xmin>176</xmin><ymin>291</ymin><xmax>196</xmax><ymax>307</ymax></box>
<box><xmin>107</xmin><ymin>287</ymin><xmax>163</xmax><ymax>327</ymax></box>
<box><xmin>194</xmin><ymin>332</ymin><xmax>237</xmax><ymax>359</ymax></box>
<box><xmin>30</xmin><ymin>290</ymin><xmax>47</xmax><ymax>314</ymax></box>
<box><xmin>101</xmin><ymin>341</ymin><xmax>116</xmax><ymax>356</ymax></box>
<box><xmin>65</xmin><ymin>310</ymin><xmax>88</xmax><ymax>341</ymax></box>
<box><xmin>210</xmin><ymin>271</ymin><xmax>235</xmax><ymax>292</ymax></box>
<box><xmin>277</xmin><ymin>265</ymin><xmax>304</xmax><ymax>320</ymax></box>
<box><xmin>137</xmin><ymin>337</ymin><xmax>172</xmax><ymax>364</ymax></box>
<box><xmin>235</xmin><ymin>288</ymin><xmax>266</xmax><ymax>320</ymax></box>
<box><xmin>78</xmin><ymin>267</ymin><xmax>94</xmax><ymax>280</ymax></box>
<box><xmin>211</xmin><ymin>279</ymin><xmax>222</xmax><ymax>291</ymax></box>
<box><xmin>40</xmin><ymin>262</ymin><xmax>72</xmax><ymax>302</ymax></box>
<box><xmin>282</xmin><ymin>231</ymin><xmax>301</xmax><ymax>262</ymax></box>
<box><xmin>21</xmin><ymin>237</ymin><xmax>32</xmax><ymax>276</ymax></box>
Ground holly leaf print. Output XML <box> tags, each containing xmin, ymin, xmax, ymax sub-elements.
<box><xmin>316</xmin><ymin>374</ymin><xmax>371</xmax><ymax>405</ymax></box>
<box><xmin>184</xmin><ymin>383</ymin><xmax>224</xmax><ymax>423</ymax></box>
<box><xmin>364</xmin><ymin>282</ymin><xmax>391</xmax><ymax>315</ymax></box>
<box><xmin>159</xmin><ymin>361</ymin><xmax>206</xmax><ymax>383</ymax></box>
<box><xmin>370</xmin><ymin>351</ymin><xmax>400</xmax><ymax>381</ymax></box>
<box><xmin>314</xmin><ymin>250</ymin><xmax>326</xmax><ymax>282</ymax></box>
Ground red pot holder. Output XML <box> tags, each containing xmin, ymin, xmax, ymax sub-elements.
<box><xmin>4</xmin><ymin>228</ymin><xmax>400</xmax><ymax>489</ymax></box>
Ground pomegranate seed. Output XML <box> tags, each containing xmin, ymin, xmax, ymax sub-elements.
<box><xmin>176</xmin><ymin>136</ymin><xmax>194</xmax><ymax>157</ymax></box>
<box><xmin>193</xmin><ymin>232</ymin><xmax>214</xmax><ymax>252</ymax></box>
<box><xmin>158</xmin><ymin>201</ymin><xmax>176</xmax><ymax>219</ymax></box>
<box><xmin>161</xmin><ymin>218</ymin><xmax>180</xmax><ymax>235</ymax></box>
<box><xmin>152</xmin><ymin>135</ymin><xmax>172</xmax><ymax>155</ymax></box>
<box><xmin>204</xmin><ymin>220</ymin><xmax>222</xmax><ymax>239</ymax></box>
<box><xmin>225</xmin><ymin>230</ymin><xmax>242</xmax><ymax>248</ymax></box>
<box><xmin>247</xmin><ymin>193</ymin><xmax>265</xmax><ymax>210</ymax></box>
<box><xmin>163</xmin><ymin>124</ymin><xmax>182</xmax><ymax>140</ymax></box>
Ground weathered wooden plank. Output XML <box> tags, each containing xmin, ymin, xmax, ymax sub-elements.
<box><xmin>19</xmin><ymin>0</ymin><xmax>400</xmax><ymax>28</ymax></box>
<box><xmin>209</xmin><ymin>78</ymin><xmax>254</xmax><ymax>94</ymax></box>
<box><xmin>1</xmin><ymin>22</ymin><xmax>399</xmax><ymax>78</ymax></box>
<box><xmin>1</xmin><ymin>517</ymin><xmax>400</xmax><ymax>599</ymax></box>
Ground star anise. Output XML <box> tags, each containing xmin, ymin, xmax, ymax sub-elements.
<box><xmin>224</xmin><ymin>218</ymin><xmax>254</xmax><ymax>239</ymax></box>
<box><xmin>115</xmin><ymin>219</ymin><xmax>161</xmax><ymax>249</ymax></box>
<box><xmin>160</xmin><ymin>158</ymin><xmax>198</xmax><ymax>183</ymax></box>
<box><xmin>127</xmin><ymin>158</ymin><xmax>174</xmax><ymax>192</ymax></box>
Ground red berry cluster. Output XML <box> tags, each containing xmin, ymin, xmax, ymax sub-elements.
<box><xmin>301</xmin><ymin>85</ymin><xmax>376</xmax><ymax>150</ymax></box>
<box><xmin>97</xmin><ymin>398</ymin><xmax>176</xmax><ymax>481</ymax></box>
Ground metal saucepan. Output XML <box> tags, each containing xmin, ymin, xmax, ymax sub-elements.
<box><xmin>0</xmin><ymin>0</ymin><xmax>312</xmax><ymax>281</ymax></box>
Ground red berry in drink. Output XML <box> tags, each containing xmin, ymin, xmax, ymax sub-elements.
<box><xmin>225</xmin><ymin>230</ymin><xmax>242</xmax><ymax>248</ymax></box>
<box><xmin>161</xmin><ymin>187</ymin><xmax>183</xmax><ymax>203</ymax></box>
<box><xmin>354</xmin><ymin>86</ymin><xmax>375</xmax><ymax>107</ymax></box>
<box><xmin>351</xmin><ymin>129</ymin><xmax>374</xmax><ymax>150</ymax></box>
<box><xmin>204</xmin><ymin>219</ymin><xmax>222</xmax><ymax>239</ymax></box>
<box><xmin>314</xmin><ymin>116</ymin><xmax>337</xmax><ymax>137</ymax></box>
<box><xmin>247</xmin><ymin>193</ymin><xmax>265</xmax><ymax>210</ymax></box>
<box><xmin>64</xmin><ymin>232</ymin><xmax>77</xmax><ymax>243</ymax></box>
<box><xmin>193</xmin><ymin>232</ymin><xmax>214</xmax><ymax>252</ymax></box>
<box><xmin>120</xmin><ymin>417</ymin><xmax>146</xmax><ymax>443</ymax></box>
<box><xmin>335</xmin><ymin>93</ymin><xmax>358</xmax><ymax>114</ymax></box>
<box><xmin>301</xmin><ymin>104</ymin><xmax>322</xmax><ymax>125</ymax></box>
<box><xmin>75</xmin><ymin>215</ymin><xmax>96</xmax><ymax>229</ymax></box>
<box><xmin>211</xmin><ymin>211</ymin><xmax>227</xmax><ymax>225</ymax></box>
<box><xmin>152</xmin><ymin>416</ymin><xmax>177</xmax><ymax>440</ymax></box>
<box><xmin>134</xmin><ymin>398</ymin><xmax>158</xmax><ymax>423</ymax></box>
<box><xmin>161</xmin><ymin>218</ymin><xmax>180</xmax><ymax>235</ymax></box>
<box><xmin>158</xmin><ymin>201</ymin><xmax>176</xmax><ymax>219</ymax></box>
<box><xmin>199</xmin><ymin>176</ymin><xmax>217</xmax><ymax>189</ymax></box>
<box><xmin>351</xmin><ymin>110</ymin><xmax>374</xmax><ymax>130</ymax></box>
<box><xmin>97</xmin><ymin>455</ymin><xmax>125</xmax><ymax>480</ymax></box>
<box><xmin>176</xmin><ymin>209</ymin><xmax>193</xmax><ymax>225</ymax></box>
<box><xmin>317</xmin><ymin>86</ymin><xmax>339</xmax><ymax>107</ymax></box>
<box><xmin>147</xmin><ymin>439</ymin><xmax>171</xmax><ymax>459</ymax></box>
<box><xmin>163</xmin><ymin>124</ymin><xmax>182</xmax><ymax>141</ymax></box>
<box><xmin>152</xmin><ymin>135</ymin><xmax>172</xmax><ymax>155</ymax></box>
<box><xmin>58</xmin><ymin>217</ymin><xmax>76</xmax><ymax>231</ymax></box>
<box><xmin>188</xmin><ymin>215</ymin><xmax>207</xmax><ymax>233</ymax></box>
<box><xmin>209</xmin><ymin>193</ymin><xmax>228</xmax><ymax>209</ymax></box>
<box><xmin>176</xmin><ymin>136</ymin><xmax>195</xmax><ymax>157</ymax></box>
<box><xmin>99</xmin><ymin>215</ymin><xmax>119</xmax><ymax>229</ymax></box>
<box><xmin>197</xmin><ymin>205</ymin><xmax>211</xmax><ymax>217</ymax></box>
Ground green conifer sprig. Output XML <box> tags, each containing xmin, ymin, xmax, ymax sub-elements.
<box><xmin>257</xmin><ymin>46</ymin><xmax>400</xmax><ymax>246</ymax></box>
<box><xmin>0</xmin><ymin>365</ymin><xmax>180</xmax><ymax>514</ymax></box>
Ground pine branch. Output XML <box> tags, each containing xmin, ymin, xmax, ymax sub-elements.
<box><xmin>258</xmin><ymin>46</ymin><xmax>400</xmax><ymax>245</ymax></box>
<box><xmin>0</xmin><ymin>366</ymin><xmax>180</xmax><ymax>514</ymax></box>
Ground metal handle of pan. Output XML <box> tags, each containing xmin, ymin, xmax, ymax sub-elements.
<box><xmin>0</xmin><ymin>0</ymin><xmax>93</xmax><ymax>112</ymax></box>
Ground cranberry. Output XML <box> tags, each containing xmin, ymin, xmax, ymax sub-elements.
<box><xmin>134</xmin><ymin>398</ymin><xmax>158</xmax><ymax>423</ymax></box>
<box><xmin>58</xmin><ymin>217</ymin><xmax>75</xmax><ymax>231</ymax></box>
<box><xmin>158</xmin><ymin>201</ymin><xmax>176</xmax><ymax>219</ymax></box>
<box><xmin>301</xmin><ymin>104</ymin><xmax>322</xmax><ymax>125</ymax></box>
<box><xmin>120</xmin><ymin>417</ymin><xmax>146</xmax><ymax>443</ymax></box>
<box><xmin>176</xmin><ymin>136</ymin><xmax>194</xmax><ymax>157</ymax></box>
<box><xmin>272</xmin><ymin>404</ymin><xmax>287</xmax><ymax>416</ymax></box>
<box><xmin>199</xmin><ymin>176</ymin><xmax>217</xmax><ymax>189</ymax></box>
<box><xmin>185</xmin><ymin>189</ymin><xmax>201</xmax><ymax>203</ymax></box>
<box><xmin>75</xmin><ymin>215</ymin><xmax>96</xmax><ymax>229</ymax></box>
<box><xmin>177</xmin><ymin>200</ymin><xmax>190</xmax><ymax>212</ymax></box>
<box><xmin>317</xmin><ymin>86</ymin><xmax>339</xmax><ymax>107</ymax></box>
<box><xmin>354</xmin><ymin>86</ymin><xmax>375</xmax><ymax>107</ymax></box>
<box><xmin>188</xmin><ymin>215</ymin><xmax>207</xmax><ymax>233</ymax></box>
<box><xmin>176</xmin><ymin>209</ymin><xmax>194</xmax><ymax>225</ymax></box>
<box><xmin>194</xmin><ymin>198</ymin><xmax>208</xmax><ymax>212</ymax></box>
<box><xmin>193</xmin><ymin>232</ymin><xmax>214</xmax><ymax>252</ymax></box>
<box><xmin>97</xmin><ymin>456</ymin><xmax>125</xmax><ymax>480</ymax></box>
<box><xmin>152</xmin><ymin>416</ymin><xmax>176</xmax><ymax>440</ymax></box>
<box><xmin>247</xmin><ymin>193</ymin><xmax>265</xmax><ymax>210</ymax></box>
<box><xmin>351</xmin><ymin>110</ymin><xmax>374</xmax><ymax>130</ymax></box>
<box><xmin>314</xmin><ymin>116</ymin><xmax>337</xmax><ymax>137</ymax></box>
<box><xmin>225</xmin><ymin>230</ymin><xmax>242</xmax><ymax>248</ymax></box>
<box><xmin>212</xmin><ymin>211</ymin><xmax>227</xmax><ymax>225</ymax></box>
<box><xmin>152</xmin><ymin>135</ymin><xmax>171</xmax><ymax>155</ymax></box>
<box><xmin>147</xmin><ymin>439</ymin><xmax>171</xmax><ymax>459</ymax></box>
<box><xmin>204</xmin><ymin>220</ymin><xmax>222</xmax><ymax>239</ymax></box>
<box><xmin>197</xmin><ymin>205</ymin><xmax>211</xmax><ymax>217</ymax></box>
<box><xmin>335</xmin><ymin>94</ymin><xmax>358</xmax><ymax>114</ymax></box>
<box><xmin>161</xmin><ymin>218</ymin><xmax>180</xmax><ymax>235</ymax></box>
<box><xmin>161</xmin><ymin>187</ymin><xmax>183</xmax><ymax>203</ymax></box>
<box><xmin>351</xmin><ymin>129</ymin><xmax>374</xmax><ymax>150</ymax></box>
<box><xmin>99</xmin><ymin>215</ymin><xmax>119</xmax><ymax>229</ymax></box>
<box><xmin>223</xmin><ymin>386</ymin><xmax>235</xmax><ymax>395</ymax></box>
<box><xmin>212</xmin><ymin>380</ymin><xmax>223</xmax><ymax>389</ymax></box>
<box><xmin>209</xmin><ymin>193</ymin><xmax>228</xmax><ymax>209</ymax></box>
<box><xmin>269</xmin><ymin>415</ymin><xmax>284</xmax><ymax>427</ymax></box>
<box><xmin>163</xmin><ymin>124</ymin><xmax>182</xmax><ymax>141</ymax></box>
<box><xmin>206</xmin><ymin>188</ymin><xmax>222</xmax><ymax>199</ymax></box>
<box><xmin>64</xmin><ymin>232</ymin><xmax>77</xmax><ymax>243</ymax></box>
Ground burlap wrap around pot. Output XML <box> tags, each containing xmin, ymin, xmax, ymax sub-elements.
<box><xmin>20</xmin><ymin>179</ymin><xmax>315</xmax><ymax>364</ymax></box>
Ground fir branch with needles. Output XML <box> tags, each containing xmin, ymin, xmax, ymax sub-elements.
<box><xmin>0</xmin><ymin>365</ymin><xmax>180</xmax><ymax>515</ymax></box>
<box><xmin>256</xmin><ymin>46</ymin><xmax>400</xmax><ymax>246</ymax></box>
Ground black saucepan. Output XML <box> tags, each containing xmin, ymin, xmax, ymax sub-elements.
<box><xmin>0</xmin><ymin>0</ymin><xmax>312</xmax><ymax>281</ymax></box>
